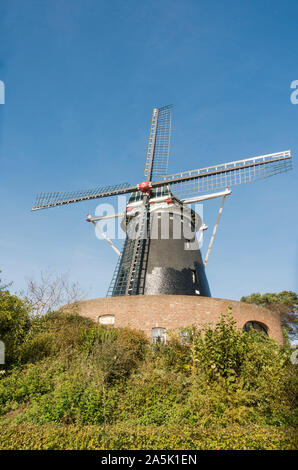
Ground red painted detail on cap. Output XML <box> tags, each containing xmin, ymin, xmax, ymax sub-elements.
<box><xmin>137</xmin><ymin>181</ymin><xmax>152</xmax><ymax>194</ymax></box>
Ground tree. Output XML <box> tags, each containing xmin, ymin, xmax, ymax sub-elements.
<box><xmin>0</xmin><ymin>289</ymin><xmax>30</xmax><ymax>365</ymax></box>
<box><xmin>0</xmin><ymin>270</ymin><xmax>12</xmax><ymax>292</ymax></box>
<box><xmin>241</xmin><ymin>291</ymin><xmax>298</xmax><ymax>340</ymax></box>
<box><xmin>21</xmin><ymin>269</ymin><xmax>86</xmax><ymax>316</ymax></box>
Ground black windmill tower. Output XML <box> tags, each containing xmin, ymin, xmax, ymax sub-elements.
<box><xmin>32</xmin><ymin>105</ymin><xmax>292</xmax><ymax>298</ymax></box>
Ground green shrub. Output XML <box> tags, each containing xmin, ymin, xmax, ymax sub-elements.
<box><xmin>0</xmin><ymin>290</ymin><xmax>30</xmax><ymax>365</ymax></box>
<box><xmin>0</xmin><ymin>422</ymin><xmax>296</xmax><ymax>450</ymax></box>
<box><xmin>18</xmin><ymin>312</ymin><xmax>95</xmax><ymax>363</ymax></box>
<box><xmin>0</xmin><ymin>309</ymin><xmax>296</xmax><ymax>449</ymax></box>
<box><xmin>81</xmin><ymin>326</ymin><xmax>148</xmax><ymax>384</ymax></box>
<box><xmin>0</xmin><ymin>359</ymin><xmax>62</xmax><ymax>415</ymax></box>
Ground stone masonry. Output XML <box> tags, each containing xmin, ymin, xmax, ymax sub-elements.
<box><xmin>73</xmin><ymin>295</ymin><xmax>283</xmax><ymax>344</ymax></box>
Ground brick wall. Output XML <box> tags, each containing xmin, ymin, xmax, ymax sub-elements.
<box><xmin>73</xmin><ymin>295</ymin><xmax>283</xmax><ymax>344</ymax></box>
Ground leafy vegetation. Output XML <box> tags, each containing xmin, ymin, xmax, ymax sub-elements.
<box><xmin>0</xmin><ymin>287</ymin><xmax>297</xmax><ymax>450</ymax></box>
<box><xmin>0</xmin><ymin>290</ymin><xmax>30</xmax><ymax>365</ymax></box>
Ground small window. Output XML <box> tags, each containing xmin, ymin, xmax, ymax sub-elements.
<box><xmin>98</xmin><ymin>315</ymin><xmax>115</xmax><ymax>326</ymax></box>
<box><xmin>152</xmin><ymin>327</ymin><xmax>166</xmax><ymax>344</ymax></box>
<box><xmin>180</xmin><ymin>329</ymin><xmax>191</xmax><ymax>345</ymax></box>
<box><xmin>243</xmin><ymin>321</ymin><xmax>268</xmax><ymax>335</ymax></box>
<box><xmin>191</xmin><ymin>269</ymin><xmax>198</xmax><ymax>285</ymax></box>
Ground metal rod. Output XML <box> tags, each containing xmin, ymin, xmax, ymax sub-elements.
<box><xmin>181</xmin><ymin>188</ymin><xmax>231</xmax><ymax>204</ymax></box>
<box><xmin>92</xmin><ymin>221</ymin><xmax>121</xmax><ymax>257</ymax></box>
<box><xmin>88</xmin><ymin>213</ymin><xmax>124</xmax><ymax>222</ymax></box>
<box><xmin>204</xmin><ymin>195</ymin><xmax>227</xmax><ymax>267</ymax></box>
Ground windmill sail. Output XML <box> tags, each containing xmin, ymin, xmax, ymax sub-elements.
<box><xmin>161</xmin><ymin>150</ymin><xmax>292</xmax><ymax>199</ymax></box>
<box><xmin>144</xmin><ymin>105</ymin><xmax>172</xmax><ymax>180</ymax></box>
<box><xmin>32</xmin><ymin>182</ymin><xmax>134</xmax><ymax>210</ymax></box>
<box><xmin>107</xmin><ymin>208</ymin><xmax>150</xmax><ymax>296</ymax></box>
<box><xmin>109</xmin><ymin>104</ymin><xmax>173</xmax><ymax>297</ymax></box>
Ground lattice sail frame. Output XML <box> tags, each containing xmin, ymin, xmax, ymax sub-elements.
<box><xmin>32</xmin><ymin>151</ymin><xmax>292</xmax><ymax>211</ymax></box>
<box><xmin>144</xmin><ymin>105</ymin><xmax>172</xmax><ymax>180</ymax></box>
<box><xmin>32</xmin><ymin>182</ymin><xmax>133</xmax><ymax>210</ymax></box>
<box><xmin>107</xmin><ymin>208</ymin><xmax>150</xmax><ymax>297</ymax></box>
<box><xmin>165</xmin><ymin>150</ymin><xmax>292</xmax><ymax>199</ymax></box>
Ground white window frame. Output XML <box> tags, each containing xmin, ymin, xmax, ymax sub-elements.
<box><xmin>152</xmin><ymin>327</ymin><xmax>166</xmax><ymax>344</ymax></box>
<box><xmin>98</xmin><ymin>314</ymin><xmax>115</xmax><ymax>326</ymax></box>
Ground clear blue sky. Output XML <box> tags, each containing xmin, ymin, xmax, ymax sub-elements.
<box><xmin>0</xmin><ymin>0</ymin><xmax>297</xmax><ymax>300</ymax></box>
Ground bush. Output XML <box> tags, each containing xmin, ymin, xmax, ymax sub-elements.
<box><xmin>0</xmin><ymin>422</ymin><xmax>296</xmax><ymax>450</ymax></box>
<box><xmin>18</xmin><ymin>312</ymin><xmax>94</xmax><ymax>363</ymax></box>
<box><xmin>81</xmin><ymin>326</ymin><xmax>148</xmax><ymax>384</ymax></box>
<box><xmin>0</xmin><ymin>310</ymin><xmax>296</xmax><ymax>449</ymax></box>
<box><xmin>0</xmin><ymin>290</ymin><xmax>30</xmax><ymax>365</ymax></box>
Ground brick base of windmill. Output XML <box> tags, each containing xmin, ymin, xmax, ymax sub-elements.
<box><xmin>67</xmin><ymin>295</ymin><xmax>283</xmax><ymax>344</ymax></box>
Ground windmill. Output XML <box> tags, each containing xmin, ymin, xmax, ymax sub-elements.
<box><xmin>32</xmin><ymin>105</ymin><xmax>292</xmax><ymax>298</ymax></box>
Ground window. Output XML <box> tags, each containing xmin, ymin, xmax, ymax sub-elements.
<box><xmin>180</xmin><ymin>329</ymin><xmax>192</xmax><ymax>345</ymax></box>
<box><xmin>243</xmin><ymin>321</ymin><xmax>268</xmax><ymax>335</ymax></box>
<box><xmin>152</xmin><ymin>327</ymin><xmax>166</xmax><ymax>344</ymax></box>
<box><xmin>191</xmin><ymin>269</ymin><xmax>199</xmax><ymax>288</ymax></box>
<box><xmin>98</xmin><ymin>315</ymin><xmax>115</xmax><ymax>326</ymax></box>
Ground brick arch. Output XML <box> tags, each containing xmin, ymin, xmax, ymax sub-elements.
<box><xmin>243</xmin><ymin>320</ymin><xmax>269</xmax><ymax>335</ymax></box>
